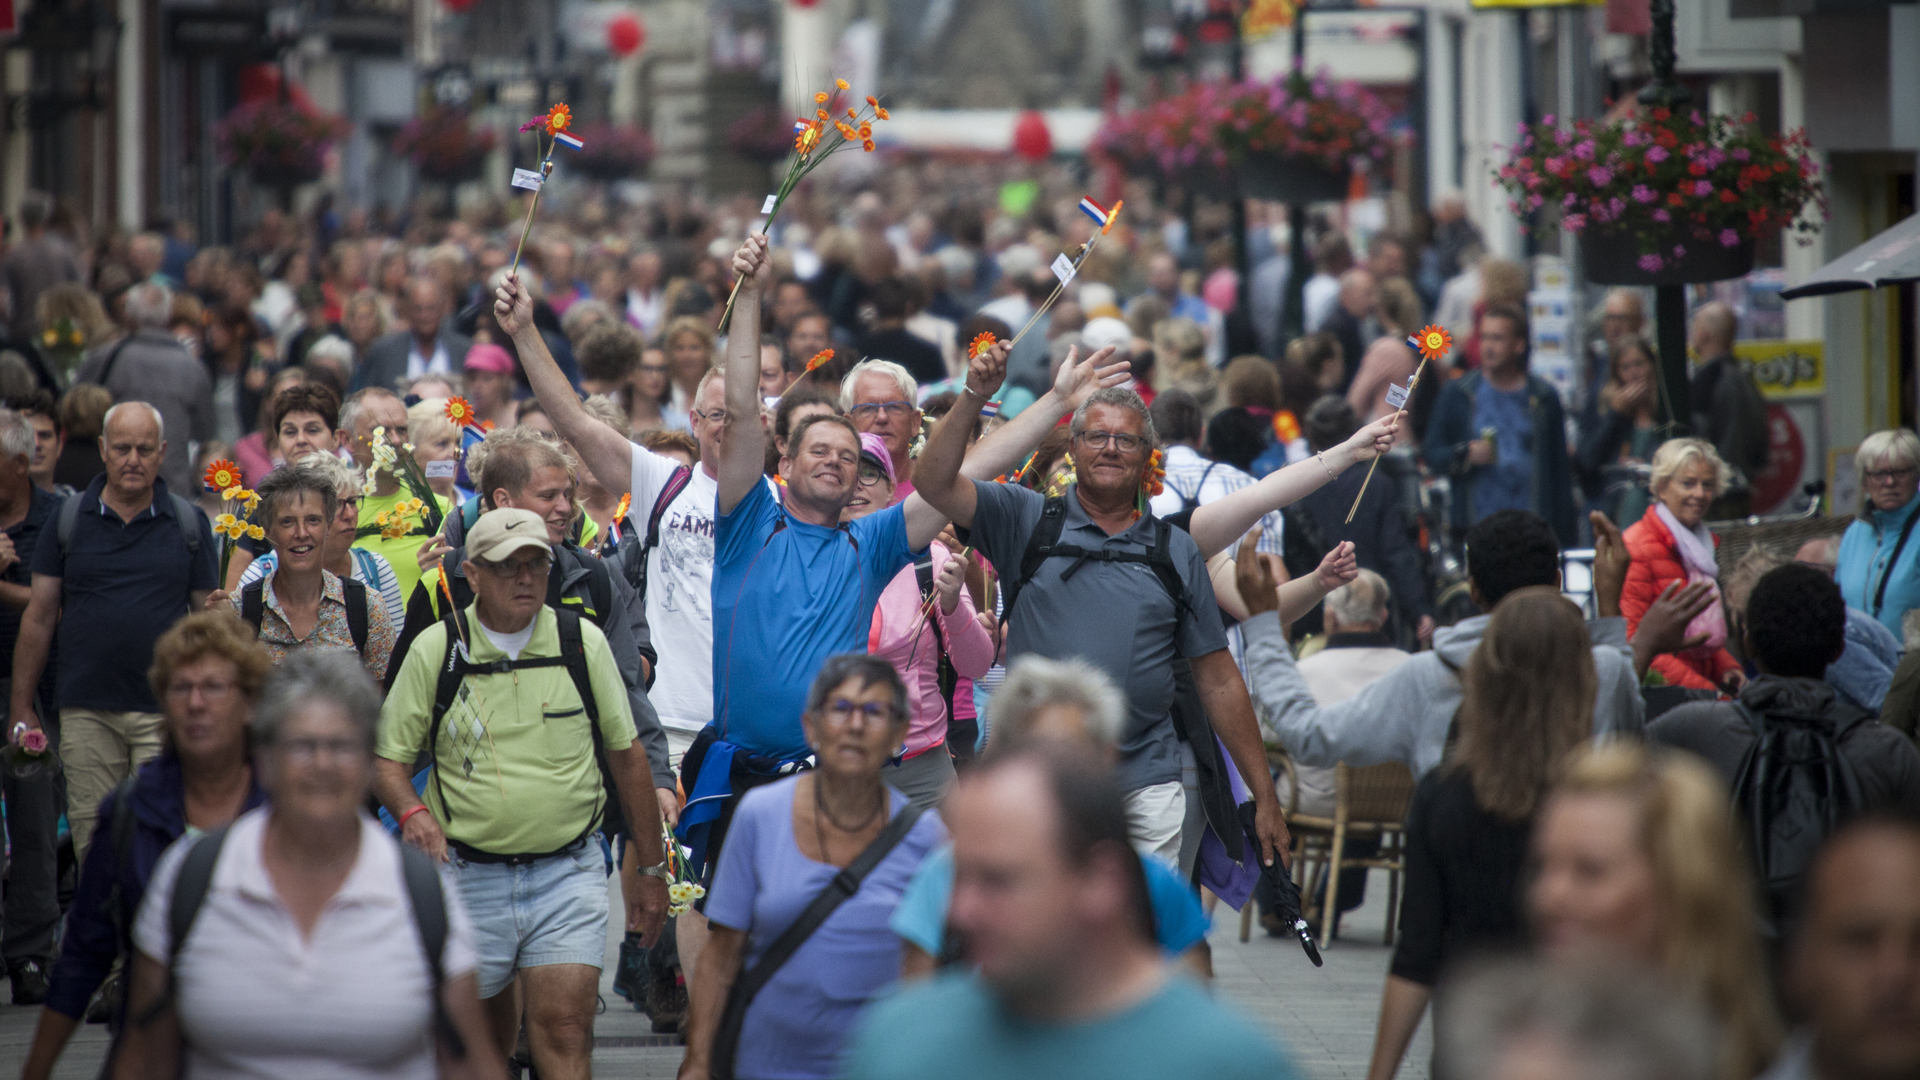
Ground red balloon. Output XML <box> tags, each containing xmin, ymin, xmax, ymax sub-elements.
<box><xmin>1012</xmin><ymin>110</ymin><xmax>1052</xmax><ymax>162</ymax></box>
<box><xmin>441</xmin><ymin>0</ymin><xmax>476</xmax><ymax>11</ymax></box>
<box><xmin>607</xmin><ymin>13</ymin><xmax>645</xmax><ymax>56</ymax></box>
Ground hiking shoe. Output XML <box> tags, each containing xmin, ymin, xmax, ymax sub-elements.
<box><xmin>645</xmin><ymin>968</ymin><xmax>688</xmax><ymax>1035</ymax></box>
<box><xmin>86</xmin><ymin>973</ymin><xmax>122</xmax><ymax>1024</ymax></box>
<box><xmin>9</xmin><ymin>959</ymin><xmax>49</xmax><ymax>1006</ymax></box>
<box><xmin>612</xmin><ymin>937</ymin><xmax>646</xmax><ymax>1007</ymax></box>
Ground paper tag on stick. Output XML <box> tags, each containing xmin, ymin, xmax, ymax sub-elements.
<box><xmin>511</xmin><ymin>168</ymin><xmax>545</xmax><ymax>191</ymax></box>
<box><xmin>423</xmin><ymin>459</ymin><xmax>459</xmax><ymax>479</ymax></box>
<box><xmin>761</xmin><ymin>194</ymin><xmax>778</xmax><ymax>214</ymax></box>
<box><xmin>1051</xmin><ymin>253</ymin><xmax>1076</xmax><ymax>285</ymax></box>
<box><xmin>1384</xmin><ymin>383</ymin><xmax>1410</xmax><ymax>409</ymax></box>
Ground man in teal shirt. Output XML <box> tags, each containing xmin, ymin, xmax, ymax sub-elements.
<box><xmin>843</xmin><ymin>749</ymin><xmax>1298</xmax><ymax>1080</ymax></box>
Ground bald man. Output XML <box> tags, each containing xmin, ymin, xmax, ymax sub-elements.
<box><xmin>1687</xmin><ymin>301</ymin><xmax>1771</xmax><ymax>513</ymax></box>
<box><xmin>351</xmin><ymin>278</ymin><xmax>472</xmax><ymax>393</ymax></box>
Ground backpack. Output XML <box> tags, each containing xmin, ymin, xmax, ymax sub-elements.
<box><xmin>616</xmin><ymin>466</ymin><xmax>694</xmax><ymax>604</ymax></box>
<box><xmin>428</xmin><ymin>606</ymin><xmax>630</xmax><ymax>842</ymax></box>
<box><xmin>56</xmin><ymin>489</ymin><xmax>203</xmax><ymax>561</ymax></box>
<box><xmin>912</xmin><ymin>555</ymin><xmax>968</xmax><ymax>763</ymax></box>
<box><xmin>240</xmin><ymin>576</ymin><xmax>372</xmax><ymax>660</ymax></box>
<box><xmin>438</xmin><ymin>543</ymin><xmax>614</xmax><ymax>634</ymax></box>
<box><xmin>151</xmin><ymin>824</ymin><xmax>465</xmax><ymax>1060</ymax></box>
<box><xmin>1728</xmin><ymin>701</ymin><xmax>1868</xmax><ymax>937</ymax></box>
<box><xmin>1000</xmin><ymin>494</ymin><xmax>1190</xmax><ymax>623</ymax></box>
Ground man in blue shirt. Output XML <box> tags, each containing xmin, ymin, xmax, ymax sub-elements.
<box><xmin>845</xmin><ymin>748</ymin><xmax>1298</xmax><ymax>1080</ymax></box>
<box><xmin>9</xmin><ymin>402</ymin><xmax>216</xmax><ymax>863</ymax></box>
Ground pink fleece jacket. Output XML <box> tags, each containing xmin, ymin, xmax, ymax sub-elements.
<box><xmin>867</xmin><ymin>542</ymin><xmax>995</xmax><ymax>757</ymax></box>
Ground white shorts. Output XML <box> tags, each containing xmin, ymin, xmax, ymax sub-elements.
<box><xmin>665</xmin><ymin>728</ymin><xmax>700</xmax><ymax>774</ymax></box>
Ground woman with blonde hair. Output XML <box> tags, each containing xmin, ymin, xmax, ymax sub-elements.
<box><xmin>1366</xmin><ymin>587</ymin><xmax>1596</xmax><ymax>1080</ymax></box>
<box><xmin>1530</xmin><ymin>741</ymin><xmax>1780</xmax><ymax>1080</ymax></box>
<box><xmin>1151</xmin><ymin>316</ymin><xmax>1216</xmax><ymax>413</ymax></box>
<box><xmin>660</xmin><ymin>315</ymin><xmax>716</xmax><ymax>429</ymax></box>
<box><xmin>1346</xmin><ymin>277</ymin><xmax>1424</xmax><ymax>441</ymax></box>
<box><xmin>1621</xmin><ymin>437</ymin><xmax>1743</xmax><ymax>692</ymax></box>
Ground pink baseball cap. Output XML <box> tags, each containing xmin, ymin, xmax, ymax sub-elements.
<box><xmin>463</xmin><ymin>343</ymin><xmax>517</xmax><ymax>374</ymax></box>
<box><xmin>858</xmin><ymin>432</ymin><xmax>895</xmax><ymax>486</ymax></box>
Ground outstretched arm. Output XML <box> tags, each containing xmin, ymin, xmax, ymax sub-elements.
<box><xmin>906</xmin><ymin>340</ymin><xmax>1011</xmax><ymax>543</ymax></box>
<box><xmin>497</xmin><ymin>274</ymin><xmax>635</xmax><ymax>497</ymax></box>
<box><xmin>716</xmin><ymin>236</ymin><xmax>771</xmax><ymax>517</ymax></box>
<box><xmin>960</xmin><ymin>344</ymin><xmax>1132</xmax><ymax>482</ymax></box>
<box><xmin>1186</xmin><ymin>411</ymin><xmax>1403</xmax><ymax>559</ymax></box>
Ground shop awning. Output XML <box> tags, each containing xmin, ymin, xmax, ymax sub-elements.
<box><xmin>1780</xmin><ymin>211</ymin><xmax>1920</xmax><ymax>299</ymax></box>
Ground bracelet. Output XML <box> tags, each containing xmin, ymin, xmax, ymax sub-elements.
<box><xmin>634</xmin><ymin>861</ymin><xmax>673</xmax><ymax>880</ymax></box>
<box><xmin>1316</xmin><ymin>452</ymin><xmax>1337</xmax><ymax>481</ymax></box>
<box><xmin>398</xmin><ymin>804</ymin><xmax>433</xmax><ymax>829</ymax></box>
<box><xmin>962</xmin><ymin>383</ymin><xmax>989</xmax><ymax>400</ymax></box>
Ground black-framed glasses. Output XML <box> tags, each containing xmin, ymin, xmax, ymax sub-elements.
<box><xmin>278</xmin><ymin>736</ymin><xmax>365</xmax><ymax>764</ymax></box>
<box><xmin>857</xmin><ymin>464</ymin><xmax>888</xmax><ymax>488</ymax></box>
<box><xmin>477</xmin><ymin>555</ymin><xmax>552</xmax><ymax>579</ymax></box>
<box><xmin>823</xmin><ymin>699</ymin><xmax>895</xmax><ymax>726</ymax></box>
<box><xmin>1074</xmin><ymin>430</ymin><xmax>1145</xmax><ymax>454</ymax></box>
<box><xmin>848</xmin><ymin>401</ymin><xmax>913</xmax><ymax>421</ymax></box>
<box><xmin>1866</xmin><ymin>467</ymin><xmax>1917</xmax><ymax>483</ymax></box>
<box><xmin>693</xmin><ymin>409</ymin><xmax>729</xmax><ymax>425</ymax></box>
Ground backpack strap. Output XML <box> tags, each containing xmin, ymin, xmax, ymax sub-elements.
<box><xmin>92</xmin><ymin>335</ymin><xmax>134</xmax><ymax>389</ymax></box>
<box><xmin>396</xmin><ymin>842</ymin><xmax>465</xmax><ymax>1060</ymax></box>
<box><xmin>240</xmin><ymin>580</ymin><xmax>266</xmax><ymax>636</ymax></box>
<box><xmin>342</xmin><ymin>576</ymin><xmax>370</xmax><ymax>658</ymax></box>
<box><xmin>168</xmin><ymin>495</ymin><xmax>203</xmax><ymax>557</ymax></box>
<box><xmin>57</xmin><ymin>491</ymin><xmax>202</xmax><ymax>562</ymax></box>
<box><xmin>103</xmin><ymin>775</ymin><xmax>142</xmax><ymax>954</ymax></box>
<box><xmin>553</xmin><ymin>607</ymin><xmax>620</xmax><ymax>837</ymax></box>
<box><xmin>427</xmin><ymin>610</ymin><xmax>472</xmax><ymax>825</ymax></box>
<box><xmin>711</xmin><ymin>804</ymin><xmax>925</xmax><ymax>1080</ymax></box>
<box><xmin>1003</xmin><ymin>495</ymin><xmax>1070</xmax><ymax>622</ymax></box>
<box><xmin>136</xmin><ymin>825</ymin><xmax>232</xmax><ymax>1026</ymax></box>
<box><xmin>913</xmin><ymin>555</ymin><xmax>960</xmax><ymax>735</ymax></box>
<box><xmin>55</xmin><ymin>492</ymin><xmax>81</xmax><ymax>562</ymax></box>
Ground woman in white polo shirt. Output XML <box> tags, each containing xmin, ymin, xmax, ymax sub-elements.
<box><xmin>115</xmin><ymin>652</ymin><xmax>501</xmax><ymax>1080</ymax></box>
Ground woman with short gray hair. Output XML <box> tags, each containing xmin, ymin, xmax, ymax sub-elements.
<box><xmin>1839</xmin><ymin>427</ymin><xmax>1920</xmax><ymax>636</ymax></box>
<box><xmin>236</xmin><ymin>452</ymin><xmax>406</xmax><ymax>627</ymax></box>
<box><xmin>115</xmin><ymin>652</ymin><xmax>501</xmax><ymax>1080</ymax></box>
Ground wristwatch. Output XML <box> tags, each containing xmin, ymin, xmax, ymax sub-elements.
<box><xmin>634</xmin><ymin>861</ymin><xmax>672</xmax><ymax>880</ymax></box>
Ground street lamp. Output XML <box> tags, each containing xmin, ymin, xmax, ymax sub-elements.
<box><xmin>1638</xmin><ymin>0</ymin><xmax>1694</xmax><ymax>430</ymax></box>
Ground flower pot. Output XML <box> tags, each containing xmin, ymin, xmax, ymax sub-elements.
<box><xmin>1581</xmin><ymin>229</ymin><xmax>1755</xmax><ymax>286</ymax></box>
<box><xmin>1237</xmin><ymin>153</ymin><xmax>1350</xmax><ymax>203</ymax></box>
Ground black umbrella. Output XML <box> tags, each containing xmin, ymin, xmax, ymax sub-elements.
<box><xmin>1237</xmin><ymin>802</ymin><xmax>1323</xmax><ymax>967</ymax></box>
<box><xmin>1780</xmin><ymin>210</ymin><xmax>1920</xmax><ymax>299</ymax></box>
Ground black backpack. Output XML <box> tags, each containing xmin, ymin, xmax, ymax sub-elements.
<box><xmin>144</xmin><ymin>824</ymin><xmax>464</xmax><ymax>1060</ymax></box>
<box><xmin>615</xmin><ymin>465</ymin><xmax>694</xmax><ymax>605</ymax></box>
<box><xmin>1000</xmin><ymin>494</ymin><xmax>1191</xmax><ymax>622</ymax></box>
<box><xmin>427</xmin><ymin>606</ymin><xmax>631</xmax><ymax>843</ymax></box>
<box><xmin>912</xmin><ymin>555</ymin><xmax>969</xmax><ymax>765</ymax></box>
<box><xmin>56</xmin><ymin>489</ymin><xmax>203</xmax><ymax>560</ymax></box>
<box><xmin>240</xmin><ymin>576</ymin><xmax>372</xmax><ymax>660</ymax></box>
<box><xmin>1729</xmin><ymin>701</ymin><xmax>1868</xmax><ymax>937</ymax></box>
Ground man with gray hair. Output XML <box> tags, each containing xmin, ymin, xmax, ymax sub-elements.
<box><xmin>842</xmin><ymin>359</ymin><xmax>923</xmax><ymax>500</ymax></box>
<box><xmin>11</xmin><ymin>400</ymin><xmax>216</xmax><ymax>872</ymax></box>
<box><xmin>916</xmin><ymin>379</ymin><xmax>1291</xmax><ymax>876</ymax></box>
<box><xmin>0</xmin><ymin>406</ymin><xmax>66</xmax><ymax>1001</ymax></box>
<box><xmin>1</xmin><ymin>191</ymin><xmax>80</xmax><ymax>337</ymax></box>
<box><xmin>74</xmin><ymin>283</ymin><xmax>212</xmax><ymax>495</ymax></box>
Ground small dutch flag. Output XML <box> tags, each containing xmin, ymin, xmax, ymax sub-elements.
<box><xmin>1077</xmin><ymin>197</ymin><xmax>1110</xmax><ymax>229</ymax></box>
<box><xmin>979</xmin><ymin>399</ymin><xmax>1001</xmax><ymax>421</ymax></box>
<box><xmin>554</xmin><ymin>131</ymin><xmax>585</xmax><ymax>151</ymax></box>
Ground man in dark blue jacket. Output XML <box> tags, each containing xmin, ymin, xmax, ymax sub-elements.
<box><xmin>1423</xmin><ymin>304</ymin><xmax>1577</xmax><ymax>547</ymax></box>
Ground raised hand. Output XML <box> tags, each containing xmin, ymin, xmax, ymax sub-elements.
<box><xmin>1235</xmin><ymin>528</ymin><xmax>1283</xmax><ymax>618</ymax></box>
<box><xmin>1313</xmin><ymin>541</ymin><xmax>1359</xmax><ymax>593</ymax></box>
<box><xmin>1346</xmin><ymin>411</ymin><xmax>1404</xmax><ymax>462</ymax></box>
<box><xmin>1053</xmin><ymin>344</ymin><xmax>1132</xmax><ymax>409</ymax></box>
<box><xmin>732</xmin><ymin>233</ymin><xmax>770</xmax><ymax>285</ymax></box>
<box><xmin>493</xmin><ymin>274</ymin><xmax>534</xmax><ymax>338</ymax></box>
<box><xmin>966</xmin><ymin>338</ymin><xmax>1011</xmax><ymax>401</ymax></box>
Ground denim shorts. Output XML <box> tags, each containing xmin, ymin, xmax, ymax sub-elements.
<box><xmin>451</xmin><ymin>840</ymin><xmax>610</xmax><ymax>999</ymax></box>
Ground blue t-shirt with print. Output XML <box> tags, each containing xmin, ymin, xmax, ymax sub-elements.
<box><xmin>711</xmin><ymin>479</ymin><xmax>919</xmax><ymax>759</ymax></box>
<box><xmin>1470</xmin><ymin>381</ymin><xmax>1535</xmax><ymax>522</ymax></box>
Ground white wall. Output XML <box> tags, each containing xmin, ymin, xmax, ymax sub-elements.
<box><xmin>1459</xmin><ymin>9</ymin><xmax>1524</xmax><ymax>260</ymax></box>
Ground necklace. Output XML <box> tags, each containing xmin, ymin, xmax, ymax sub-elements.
<box><xmin>811</xmin><ymin>774</ymin><xmax>885</xmax><ymax>863</ymax></box>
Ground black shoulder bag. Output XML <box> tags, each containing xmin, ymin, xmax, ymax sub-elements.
<box><xmin>709</xmin><ymin>803</ymin><xmax>925</xmax><ymax>1080</ymax></box>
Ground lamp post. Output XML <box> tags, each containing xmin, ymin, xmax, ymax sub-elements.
<box><xmin>1638</xmin><ymin>0</ymin><xmax>1693</xmax><ymax>432</ymax></box>
<box><xmin>1278</xmin><ymin>1</ymin><xmax>1312</xmax><ymax>346</ymax></box>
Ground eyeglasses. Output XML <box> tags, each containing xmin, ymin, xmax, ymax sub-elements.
<box><xmin>693</xmin><ymin>409</ymin><xmax>729</xmax><ymax>425</ymax></box>
<box><xmin>477</xmin><ymin>554</ymin><xmax>552</xmax><ymax>579</ymax></box>
<box><xmin>166</xmin><ymin>679</ymin><xmax>235</xmax><ymax>702</ymax></box>
<box><xmin>338</xmin><ymin>496</ymin><xmax>362</xmax><ymax>511</ymax></box>
<box><xmin>1074</xmin><ymin>430</ymin><xmax>1146</xmax><ymax>454</ymax></box>
<box><xmin>1866</xmin><ymin>468</ymin><xmax>1917</xmax><ymax>484</ymax></box>
<box><xmin>822</xmin><ymin>699</ymin><xmax>896</xmax><ymax>726</ymax></box>
<box><xmin>848</xmin><ymin>401</ymin><xmax>913</xmax><ymax>421</ymax></box>
<box><xmin>857</xmin><ymin>464</ymin><xmax>889</xmax><ymax>488</ymax></box>
<box><xmin>277</xmin><ymin>736</ymin><xmax>365</xmax><ymax>764</ymax></box>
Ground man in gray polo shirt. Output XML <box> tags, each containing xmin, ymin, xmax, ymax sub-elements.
<box><xmin>916</xmin><ymin>384</ymin><xmax>1288</xmax><ymax>874</ymax></box>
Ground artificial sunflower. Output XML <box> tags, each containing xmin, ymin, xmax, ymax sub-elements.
<box><xmin>1412</xmin><ymin>324</ymin><xmax>1453</xmax><ymax>363</ymax></box>
<box><xmin>544</xmin><ymin>103</ymin><xmax>572</xmax><ymax>135</ymax></box>
<box><xmin>204</xmin><ymin>460</ymin><xmax>241</xmax><ymax>493</ymax></box>
<box><xmin>444</xmin><ymin>396</ymin><xmax>476</xmax><ymax>428</ymax></box>
<box><xmin>968</xmin><ymin>332</ymin><xmax>998</xmax><ymax>360</ymax></box>
<box><xmin>804</xmin><ymin>349</ymin><xmax>834</xmax><ymax>373</ymax></box>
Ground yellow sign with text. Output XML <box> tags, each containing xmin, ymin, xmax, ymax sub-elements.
<box><xmin>1736</xmin><ymin>339</ymin><xmax>1824</xmax><ymax>400</ymax></box>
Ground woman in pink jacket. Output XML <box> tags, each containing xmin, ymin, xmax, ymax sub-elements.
<box><xmin>843</xmin><ymin>433</ymin><xmax>995</xmax><ymax>808</ymax></box>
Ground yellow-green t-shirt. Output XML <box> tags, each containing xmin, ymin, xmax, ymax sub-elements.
<box><xmin>376</xmin><ymin>603</ymin><xmax>636</xmax><ymax>854</ymax></box>
<box><xmin>354</xmin><ymin>488</ymin><xmax>454</xmax><ymax>606</ymax></box>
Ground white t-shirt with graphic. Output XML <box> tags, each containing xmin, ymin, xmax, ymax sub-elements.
<box><xmin>632</xmin><ymin>446</ymin><xmax>721</xmax><ymax>736</ymax></box>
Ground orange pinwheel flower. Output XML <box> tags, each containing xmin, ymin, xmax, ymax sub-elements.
<box><xmin>968</xmin><ymin>332</ymin><xmax>998</xmax><ymax>359</ymax></box>
<box><xmin>479</xmin><ymin>419</ymin><xmax>496</xmax><ymax>432</ymax></box>
<box><xmin>835</xmin><ymin>78</ymin><xmax>850</xmax><ymax>90</ymax></box>
<box><xmin>613</xmin><ymin>493</ymin><xmax>632</xmax><ymax>522</ymax></box>
<box><xmin>815</xmin><ymin>108</ymin><xmax>828</xmax><ymax>120</ymax></box>
<box><xmin>846</xmin><ymin>108</ymin><xmax>857</xmax><ymax>119</ymax></box>
<box><xmin>876</xmin><ymin>107</ymin><xmax>890</xmax><ymax>120</ymax></box>
<box><xmin>444</xmin><ymin>396</ymin><xmax>476</xmax><ymax>428</ymax></box>
<box><xmin>866</xmin><ymin>95</ymin><xmax>878</xmax><ymax>106</ymax></box>
<box><xmin>805</xmin><ymin>348</ymin><xmax>834</xmax><ymax>372</ymax></box>
<box><xmin>204</xmin><ymin>459</ymin><xmax>241</xmax><ymax>493</ymax></box>
<box><xmin>1101</xmin><ymin>198</ymin><xmax>1124</xmax><ymax>235</ymax></box>
<box><xmin>1413</xmin><ymin>324</ymin><xmax>1453</xmax><ymax>363</ymax></box>
<box><xmin>836</xmin><ymin>122</ymin><xmax>858</xmax><ymax>140</ymax></box>
<box><xmin>544</xmin><ymin>103</ymin><xmax>571</xmax><ymax>135</ymax></box>
<box><xmin>862</xmin><ymin>139</ymin><xmax>875</xmax><ymax>152</ymax></box>
<box><xmin>858</xmin><ymin>123</ymin><xmax>872</xmax><ymax>138</ymax></box>
<box><xmin>814</xmin><ymin>91</ymin><xmax>829</xmax><ymax>104</ymax></box>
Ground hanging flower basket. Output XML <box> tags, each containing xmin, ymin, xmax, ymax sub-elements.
<box><xmin>564</xmin><ymin>123</ymin><xmax>655</xmax><ymax>181</ymax></box>
<box><xmin>1092</xmin><ymin>67</ymin><xmax>1393</xmax><ymax>195</ymax></box>
<box><xmin>393</xmin><ymin>107</ymin><xmax>497</xmax><ymax>184</ymax></box>
<box><xmin>1497</xmin><ymin>106</ymin><xmax>1823</xmax><ymax>282</ymax></box>
<box><xmin>215</xmin><ymin>100</ymin><xmax>346</xmax><ymax>188</ymax></box>
<box><xmin>727</xmin><ymin>105</ymin><xmax>800</xmax><ymax>164</ymax></box>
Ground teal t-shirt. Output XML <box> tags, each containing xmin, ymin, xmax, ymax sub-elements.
<box><xmin>842</xmin><ymin>971</ymin><xmax>1298</xmax><ymax>1080</ymax></box>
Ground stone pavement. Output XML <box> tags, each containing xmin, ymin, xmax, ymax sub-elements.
<box><xmin>0</xmin><ymin>868</ymin><xmax>1425</xmax><ymax>1079</ymax></box>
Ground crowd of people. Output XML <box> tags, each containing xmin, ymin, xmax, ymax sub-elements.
<box><xmin>0</xmin><ymin>163</ymin><xmax>1916</xmax><ymax>1080</ymax></box>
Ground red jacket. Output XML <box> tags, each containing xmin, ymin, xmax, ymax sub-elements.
<box><xmin>1621</xmin><ymin>505</ymin><xmax>1741</xmax><ymax>691</ymax></box>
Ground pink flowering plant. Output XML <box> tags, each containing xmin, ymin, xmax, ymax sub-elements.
<box><xmin>1496</xmin><ymin>107</ymin><xmax>1823</xmax><ymax>273</ymax></box>
<box><xmin>1094</xmin><ymin>66</ymin><xmax>1395</xmax><ymax>176</ymax></box>
<box><xmin>215</xmin><ymin>100</ymin><xmax>347</xmax><ymax>182</ymax></box>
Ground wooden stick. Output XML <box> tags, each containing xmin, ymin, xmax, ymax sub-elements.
<box><xmin>508</xmin><ymin>159</ymin><xmax>554</xmax><ymax>277</ymax></box>
<box><xmin>1345</xmin><ymin>353</ymin><xmax>1431</xmax><ymax>524</ymax></box>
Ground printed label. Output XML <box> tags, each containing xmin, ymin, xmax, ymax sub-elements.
<box><xmin>423</xmin><ymin>459</ymin><xmax>459</xmax><ymax>479</ymax></box>
<box><xmin>511</xmin><ymin>168</ymin><xmax>545</xmax><ymax>191</ymax></box>
<box><xmin>1384</xmin><ymin>383</ymin><xmax>1409</xmax><ymax>409</ymax></box>
<box><xmin>1051</xmin><ymin>253</ymin><xmax>1076</xmax><ymax>284</ymax></box>
<box><xmin>761</xmin><ymin>194</ymin><xmax>778</xmax><ymax>214</ymax></box>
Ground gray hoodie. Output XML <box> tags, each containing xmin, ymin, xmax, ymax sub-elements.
<box><xmin>1242</xmin><ymin>611</ymin><xmax>1644</xmax><ymax>779</ymax></box>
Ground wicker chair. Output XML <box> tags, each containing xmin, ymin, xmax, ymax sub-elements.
<box><xmin>1280</xmin><ymin>759</ymin><xmax>1417</xmax><ymax>948</ymax></box>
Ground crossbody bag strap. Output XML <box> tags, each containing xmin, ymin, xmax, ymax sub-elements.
<box><xmin>710</xmin><ymin>803</ymin><xmax>925</xmax><ymax>1080</ymax></box>
<box><xmin>1872</xmin><ymin>508</ymin><xmax>1920</xmax><ymax>617</ymax></box>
